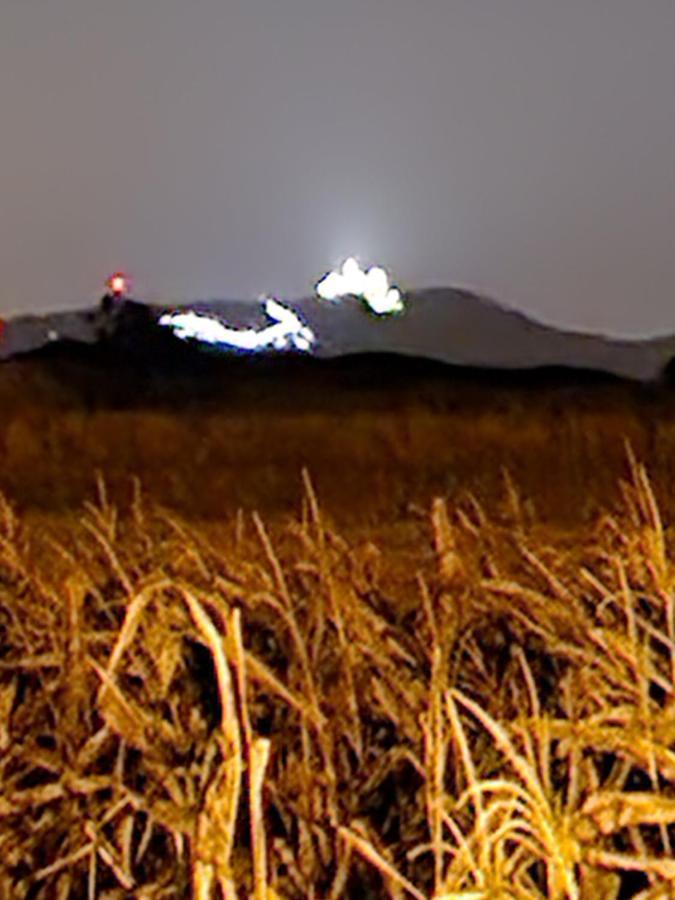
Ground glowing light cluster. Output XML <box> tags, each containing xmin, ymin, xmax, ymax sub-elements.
<box><xmin>158</xmin><ymin>298</ymin><xmax>315</xmax><ymax>353</ymax></box>
<box><xmin>107</xmin><ymin>272</ymin><xmax>128</xmax><ymax>297</ymax></box>
<box><xmin>315</xmin><ymin>257</ymin><xmax>404</xmax><ymax>315</ymax></box>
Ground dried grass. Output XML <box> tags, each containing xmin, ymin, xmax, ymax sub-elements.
<box><xmin>1</xmin><ymin>451</ymin><xmax>675</xmax><ymax>897</ymax></box>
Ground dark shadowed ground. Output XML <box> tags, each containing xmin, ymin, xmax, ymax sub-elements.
<box><xmin>0</xmin><ymin>344</ymin><xmax>673</xmax><ymax>531</ymax></box>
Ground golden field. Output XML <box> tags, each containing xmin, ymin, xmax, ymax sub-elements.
<box><xmin>1</xmin><ymin>354</ymin><xmax>675</xmax><ymax>897</ymax></box>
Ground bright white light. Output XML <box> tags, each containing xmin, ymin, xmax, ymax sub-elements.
<box><xmin>316</xmin><ymin>271</ymin><xmax>345</xmax><ymax>301</ymax></box>
<box><xmin>342</xmin><ymin>257</ymin><xmax>366</xmax><ymax>294</ymax></box>
<box><xmin>107</xmin><ymin>273</ymin><xmax>128</xmax><ymax>296</ymax></box>
<box><xmin>158</xmin><ymin>298</ymin><xmax>315</xmax><ymax>353</ymax></box>
<box><xmin>315</xmin><ymin>258</ymin><xmax>405</xmax><ymax>315</ymax></box>
<box><xmin>365</xmin><ymin>266</ymin><xmax>388</xmax><ymax>296</ymax></box>
<box><xmin>368</xmin><ymin>288</ymin><xmax>403</xmax><ymax>316</ymax></box>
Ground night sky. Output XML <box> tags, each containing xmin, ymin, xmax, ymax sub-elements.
<box><xmin>2</xmin><ymin>1</ymin><xmax>675</xmax><ymax>338</ymax></box>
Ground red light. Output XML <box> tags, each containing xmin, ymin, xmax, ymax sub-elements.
<box><xmin>107</xmin><ymin>273</ymin><xmax>128</xmax><ymax>296</ymax></box>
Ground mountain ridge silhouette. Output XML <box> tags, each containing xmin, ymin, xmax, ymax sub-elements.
<box><xmin>2</xmin><ymin>287</ymin><xmax>675</xmax><ymax>385</ymax></box>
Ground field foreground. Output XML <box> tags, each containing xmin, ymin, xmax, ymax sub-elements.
<box><xmin>2</xmin><ymin>452</ymin><xmax>675</xmax><ymax>898</ymax></box>
<box><xmin>2</xmin><ymin>351</ymin><xmax>675</xmax><ymax>528</ymax></box>
<box><xmin>3</xmin><ymin>355</ymin><xmax>675</xmax><ymax>896</ymax></box>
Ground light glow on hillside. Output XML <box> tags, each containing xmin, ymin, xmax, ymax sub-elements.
<box><xmin>315</xmin><ymin>257</ymin><xmax>405</xmax><ymax>315</ymax></box>
<box><xmin>107</xmin><ymin>272</ymin><xmax>129</xmax><ymax>297</ymax></box>
<box><xmin>158</xmin><ymin>299</ymin><xmax>315</xmax><ymax>353</ymax></box>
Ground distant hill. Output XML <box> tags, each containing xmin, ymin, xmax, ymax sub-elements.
<box><xmin>0</xmin><ymin>289</ymin><xmax>671</xmax><ymax>523</ymax></box>
<box><xmin>3</xmin><ymin>287</ymin><xmax>675</xmax><ymax>384</ymax></box>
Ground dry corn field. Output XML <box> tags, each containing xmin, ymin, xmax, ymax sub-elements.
<box><xmin>2</xmin><ymin>448</ymin><xmax>675</xmax><ymax>898</ymax></box>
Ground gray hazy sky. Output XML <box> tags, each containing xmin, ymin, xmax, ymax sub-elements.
<box><xmin>2</xmin><ymin>1</ymin><xmax>675</xmax><ymax>337</ymax></box>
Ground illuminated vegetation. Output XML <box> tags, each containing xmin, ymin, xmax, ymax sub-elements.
<box><xmin>2</xmin><ymin>451</ymin><xmax>675</xmax><ymax>897</ymax></box>
<box><xmin>315</xmin><ymin>257</ymin><xmax>405</xmax><ymax>315</ymax></box>
<box><xmin>158</xmin><ymin>300</ymin><xmax>315</xmax><ymax>353</ymax></box>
